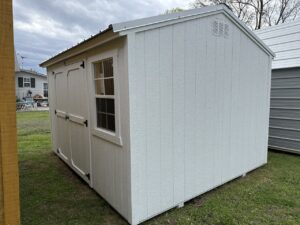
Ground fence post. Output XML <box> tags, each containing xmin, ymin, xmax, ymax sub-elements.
<box><xmin>0</xmin><ymin>0</ymin><xmax>21</xmax><ymax>224</ymax></box>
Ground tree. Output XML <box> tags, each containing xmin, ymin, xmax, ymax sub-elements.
<box><xmin>165</xmin><ymin>7</ymin><xmax>184</xmax><ymax>14</ymax></box>
<box><xmin>190</xmin><ymin>0</ymin><xmax>300</xmax><ymax>30</ymax></box>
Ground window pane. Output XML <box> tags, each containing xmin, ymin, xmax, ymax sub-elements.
<box><xmin>97</xmin><ymin>113</ymin><xmax>107</xmax><ymax>129</ymax></box>
<box><xmin>24</xmin><ymin>83</ymin><xmax>30</xmax><ymax>87</ymax></box>
<box><xmin>103</xmin><ymin>58</ymin><xmax>113</xmax><ymax>77</ymax></box>
<box><xmin>96</xmin><ymin>98</ymin><xmax>106</xmax><ymax>113</ymax></box>
<box><xmin>96</xmin><ymin>98</ymin><xmax>115</xmax><ymax>131</ymax></box>
<box><xmin>107</xmin><ymin>115</ymin><xmax>115</xmax><ymax>131</ymax></box>
<box><xmin>106</xmin><ymin>99</ymin><xmax>114</xmax><ymax>114</ymax></box>
<box><xmin>95</xmin><ymin>79</ymin><xmax>105</xmax><ymax>95</ymax></box>
<box><xmin>104</xmin><ymin>78</ymin><xmax>114</xmax><ymax>95</ymax></box>
<box><xmin>94</xmin><ymin>62</ymin><xmax>104</xmax><ymax>79</ymax></box>
<box><xmin>18</xmin><ymin>77</ymin><xmax>23</xmax><ymax>87</ymax></box>
<box><xmin>31</xmin><ymin>78</ymin><xmax>35</xmax><ymax>88</ymax></box>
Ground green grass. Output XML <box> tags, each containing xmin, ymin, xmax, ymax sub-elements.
<box><xmin>18</xmin><ymin>111</ymin><xmax>300</xmax><ymax>225</ymax></box>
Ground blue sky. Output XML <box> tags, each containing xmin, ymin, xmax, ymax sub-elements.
<box><xmin>13</xmin><ymin>0</ymin><xmax>190</xmax><ymax>73</ymax></box>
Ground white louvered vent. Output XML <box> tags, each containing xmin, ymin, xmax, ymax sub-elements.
<box><xmin>212</xmin><ymin>20</ymin><xmax>229</xmax><ymax>38</ymax></box>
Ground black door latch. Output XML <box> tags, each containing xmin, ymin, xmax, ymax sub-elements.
<box><xmin>84</xmin><ymin>120</ymin><xmax>88</xmax><ymax>127</ymax></box>
<box><xmin>80</xmin><ymin>61</ymin><xmax>85</xmax><ymax>68</ymax></box>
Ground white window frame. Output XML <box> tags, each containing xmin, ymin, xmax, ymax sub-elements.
<box><xmin>43</xmin><ymin>82</ymin><xmax>48</xmax><ymax>97</ymax></box>
<box><xmin>87</xmin><ymin>49</ymin><xmax>122</xmax><ymax>146</ymax></box>
<box><xmin>24</xmin><ymin>77</ymin><xmax>31</xmax><ymax>87</ymax></box>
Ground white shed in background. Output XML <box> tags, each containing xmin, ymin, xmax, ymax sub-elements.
<box><xmin>41</xmin><ymin>5</ymin><xmax>274</xmax><ymax>225</ymax></box>
<box><xmin>256</xmin><ymin>20</ymin><xmax>300</xmax><ymax>154</ymax></box>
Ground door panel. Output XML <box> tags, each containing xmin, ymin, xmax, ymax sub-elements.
<box><xmin>54</xmin><ymin>72</ymin><xmax>70</xmax><ymax>161</ymax></box>
<box><xmin>67</xmin><ymin>66</ymin><xmax>90</xmax><ymax>176</ymax></box>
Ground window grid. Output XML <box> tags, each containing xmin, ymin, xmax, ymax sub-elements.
<box><xmin>94</xmin><ymin>58</ymin><xmax>115</xmax><ymax>132</ymax></box>
<box><xmin>24</xmin><ymin>78</ymin><xmax>30</xmax><ymax>87</ymax></box>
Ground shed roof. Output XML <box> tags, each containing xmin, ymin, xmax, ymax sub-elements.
<box><xmin>41</xmin><ymin>5</ymin><xmax>274</xmax><ymax>68</ymax></box>
<box><xmin>255</xmin><ymin>19</ymin><xmax>300</xmax><ymax>69</ymax></box>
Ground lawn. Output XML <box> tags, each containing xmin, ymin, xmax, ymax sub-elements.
<box><xmin>18</xmin><ymin>111</ymin><xmax>300</xmax><ymax>225</ymax></box>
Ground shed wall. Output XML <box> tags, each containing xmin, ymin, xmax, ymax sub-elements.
<box><xmin>47</xmin><ymin>38</ymin><xmax>132</xmax><ymax>222</ymax></box>
<box><xmin>87</xmin><ymin>39</ymin><xmax>132</xmax><ymax>220</ymax></box>
<box><xmin>127</xmin><ymin>14</ymin><xmax>271</xmax><ymax>224</ymax></box>
<box><xmin>269</xmin><ymin>67</ymin><xmax>300</xmax><ymax>154</ymax></box>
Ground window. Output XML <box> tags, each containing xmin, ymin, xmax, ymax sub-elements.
<box><xmin>24</xmin><ymin>78</ymin><xmax>30</xmax><ymax>87</ymax></box>
<box><xmin>94</xmin><ymin>58</ymin><xmax>115</xmax><ymax>132</ymax></box>
<box><xmin>43</xmin><ymin>83</ymin><xmax>48</xmax><ymax>97</ymax></box>
<box><xmin>31</xmin><ymin>78</ymin><xmax>35</xmax><ymax>88</ymax></box>
<box><xmin>18</xmin><ymin>77</ymin><xmax>23</xmax><ymax>87</ymax></box>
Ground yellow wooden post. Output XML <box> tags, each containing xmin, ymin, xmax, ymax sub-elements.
<box><xmin>0</xmin><ymin>0</ymin><xmax>21</xmax><ymax>224</ymax></box>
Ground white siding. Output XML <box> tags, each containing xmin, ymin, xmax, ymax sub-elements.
<box><xmin>255</xmin><ymin>19</ymin><xmax>300</xmax><ymax>69</ymax></box>
<box><xmin>47</xmin><ymin>38</ymin><xmax>132</xmax><ymax>223</ymax></box>
<box><xmin>15</xmin><ymin>71</ymin><xmax>47</xmax><ymax>100</ymax></box>
<box><xmin>88</xmin><ymin>39</ymin><xmax>131</xmax><ymax>221</ymax></box>
<box><xmin>128</xmin><ymin>14</ymin><xmax>271</xmax><ymax>224</ymax></box>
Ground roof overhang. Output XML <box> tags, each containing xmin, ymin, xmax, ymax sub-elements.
<box><xmin>40</xmin><ymin>26</ymin><xmax>119</xmax><ymax>68</ymax></box>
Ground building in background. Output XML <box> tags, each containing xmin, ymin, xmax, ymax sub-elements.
<box><xmin>15</xmin><ymin>69</ymin><xmax>48</xmax><ymax>101</ymax></box>
<box><xmin>14</xmin><ymin>51</ymin><xmax>48</xmax><ymax>102</ymax></box>
<box><xmin>256</xmin><ymin>19</ymin><xmax>300</xmax><ymax>155</ymax></box>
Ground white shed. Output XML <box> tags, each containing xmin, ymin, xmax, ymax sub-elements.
<box><xmin>40</xmin><ymin>5</ymin><xmax>274</xmax><ymax>225</ymax></box>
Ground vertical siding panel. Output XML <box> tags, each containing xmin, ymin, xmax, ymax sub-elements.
<box><xmin>204</xmin><ymin>17</ymin><xmax>218</xmax><ymax>189</ymax></box>
<box><xmin>251</xmin><ymin>46</ymin><xmax>262</xmax><ymax>169</ymax></box>
<box><xmin>172</xmin><ymin>23</ymin><xmax>185</xmax><ymax>205</ymax></box>
<box><xmin>159</xmin><ymin>26</ymin><xmax>174</xmax><ymax>209</ymax></box>
<box><xmin>229</xmin><ymin>26</ymin><xmax>241</xmax><ymax>178</ymax></box>
<box><xmin>184</xmin><ymin>20</ymin><xmax>198</xmax><ymax>198</ymax></box>
<box><xmin>264</xmin><ymin>56</ymin><xmax>272</xmax><ymax>162</ymax></box>
<box><xmin>214</xmin><ymin>16</ymin><xmax>228</xmax><ymax>185</ymax></box>
<box><xmin>195</xmin><ymin>18</ymin><xmax>208</xmax><ymax>193</ymax></box>
<box><xmin>220</xmin><ymin>18</ymin><xmax>234</xmax><ymax>183</ymax></box>
<box><xmin>255</xmin><ymin>50</ymin><xmax>263</xmax><ymax>165</ymax></box>
<box><xmin>238</xmin><ymin>34</ymin><xmax>248</xmax><ymax>174</ymax></box>
<box><xmin>243</xmin><ymin>37</ymin><xmax>253</xmax><ymax>172</ymax></box>
<box><xmin>131</xmin><ymin>32</ymin><xmax>148</xmax><ymax>222</ymax></box>
<box><xmin>145</xmin><ymin>29</ymin><xmax>161</xmax><ymax>216</ymax></box>
<box><xmin>250</xmin><ymin>44</ymin><xmax>259</xmax><ymax>170</ymax></box>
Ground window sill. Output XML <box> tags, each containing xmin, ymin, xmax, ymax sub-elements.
<box><xmin>92</xmin><ymin>128</ymin><xmax>123</xmax><ymax>146</ymax></box>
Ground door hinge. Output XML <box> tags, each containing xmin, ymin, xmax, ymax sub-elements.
<box><xmin>80</xmin><ymin>61</ymin><xmax>85</xmax><ymax>68</ymax></box>
<box><xmin>54</xmin><ymin>109</ymin><xmax>57</xmax><ymax>114</ymax></box>
<box><xmin>86</xmin><ymin>173</ymin><xmax>90</xmax><ymax>180</ymax></box>
<box><xmin>65</xmin><ymin>115</ymin><xmax>69</xmax><ymax>120</ymax></box>
<box><xmin>57</xmin><ymin>148</ymin><xmax>60</xmax><ymax>154</ymax></box>
<box><xmin>84</xmin><ymin>120</ymin><xmax>88</xmax><ymax>127</ymax></box>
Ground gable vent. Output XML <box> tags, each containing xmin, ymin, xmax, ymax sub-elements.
<box><xmin>212</xmin><ymin>20</ymin><xmax>229</xmax><ymax>38</ymax></box>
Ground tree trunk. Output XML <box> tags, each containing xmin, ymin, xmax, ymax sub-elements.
<box><xmin>257</xmin><ymin>0</ymin><xmax>264</xmax><ymax>29</ymax></box>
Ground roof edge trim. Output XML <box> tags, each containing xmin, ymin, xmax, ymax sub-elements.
<box><xmin>112</xmin><ymin>5</ymin><xmax>274</xmax><ymax>57</ymax></box>
<box><xmin>40</xmin><ymin>26</ymin><xmax>115</xmax><ymax>68</ymax></box>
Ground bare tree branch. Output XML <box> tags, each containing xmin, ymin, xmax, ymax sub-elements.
<box><xmin>189</xmin><ymin>0</ymin><xmax>300</xmax><ymax>29</ymax></box>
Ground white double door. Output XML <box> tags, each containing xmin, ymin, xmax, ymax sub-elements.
<box><xmin>54</xmin><ymin>61</ymin><xmax>91</xmax><ymax>182</ymax></box>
